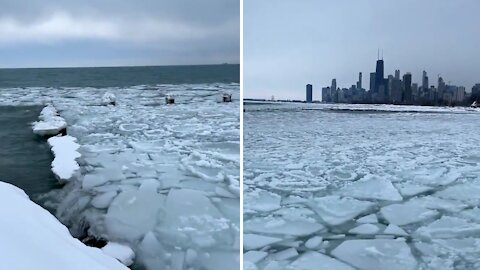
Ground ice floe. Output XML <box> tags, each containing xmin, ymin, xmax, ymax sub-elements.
<box><xmin>32</xmin><ymin>105</ymin><xmax>67</xmax><ymax>136</ymax></box>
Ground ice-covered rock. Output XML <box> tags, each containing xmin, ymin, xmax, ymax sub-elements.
<box><xmin>309</xmin><ymin>195</ymin><xmax>375</xmax><ymax>226</ymax></box>
<box><xmin>32</xmin><ymin>104</ymin><xmax>67</xmax><ymax>136</ymax></box>
<box><xmin>101</xmin><ymin>92</ymin><xmax>116</xmax><ymax>106</ymax></box>
<box><xmin>0</xmin><ymin>181</ymin><xmax>128</xmax><ymax>270</ymax></box>
<box><xmin>101</xmin><ymin>242</ymin><xmax>135</xmax><ymax>266</ymax></box>
<box><xmin>331</xmin><ymin>239</ymin><xmax>417</xmax><ymax>270</ymax></box>
<box><xmin>47</xmin><ymin>135</ymin><xmax>81</xmax><ymax>181</ymax></box>
<box><xmin>336</xmin><ymin>176</ymin><xmax>403</xmax><ymax>201</ymax></box>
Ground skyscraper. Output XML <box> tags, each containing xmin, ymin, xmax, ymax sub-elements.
<box><xmin>331</xmin><ymin>79</ymin><xmax>337</xmax><ymax>92</ymax></box>
<box><xmin>370</xmin><ymin>72</ymin><xmax>376</xmax><ymax>92</ymax></box>
<box><xmin>422</xmin><ymin>70</ymin><xmax>429</xmax><ymax>90</ymax></box>
<box><xmin>357</xmin><ymin>72</ymin><xmax>362</xmax><ymax>89</ymax></box>
<box><xmin>306</xmin><ymin>84</ymin><xmax>313</xmax><ymax>103</ymax></box>
<box><xmin>375</xmin><ymin>59</ymin><xmax>385</xmax><ymax>92</ymax></box>
<box><xmin>394</xmin><ymin>70</ymin><xmax>400</xmax><ymax>80</ymax></box>
<box><xmin>403</xmin><ymin>73</ymin><xmax>412</xmax><ymax>104</ymax></box>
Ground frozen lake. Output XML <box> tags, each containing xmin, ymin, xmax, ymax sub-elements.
<box><xmin>0</xmin><ymin>83</ymin><xmax>240</xmax><ymax>270</ymax></box>
<box><xmin>244</xmin><ymin>102</ymin><xmax>480</xmax><ymax>270</ymax></box>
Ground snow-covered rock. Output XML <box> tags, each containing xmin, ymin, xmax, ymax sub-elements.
<box><xmin>47</xmin><ymin>135</ymin><xmax>81</xmax><ymax>181</ymax></box>
<box><xmin>0</xmin><ymin>181</ymin><xmax>128</xmax><ymax>270</ymax></box>
<box><xmin>101</xmin><ymin>92</ymin><xmax>116</xmax><ymax>106</ymax></box>
<box><xmin>32</xmin><ymin>104</ymin><xmax>67</xmax><ymax>136</ymax></box>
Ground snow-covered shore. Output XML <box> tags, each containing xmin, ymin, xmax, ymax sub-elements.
<box><xmin>0</xmin><ymin>181</ymin><xmax>128</xmax><ymax>270</ymax></box>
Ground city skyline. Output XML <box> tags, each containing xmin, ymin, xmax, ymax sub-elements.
<box><xmin>244</xmin><ymin>0</ymin><xmax>480</xmax><ymax>100</ymax></box>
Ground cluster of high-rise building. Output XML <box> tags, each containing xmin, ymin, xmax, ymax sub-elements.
<box><xmin>306</xmin><ymin>57</ymin><xmax>477</xmax><ymax>106</ymax></box>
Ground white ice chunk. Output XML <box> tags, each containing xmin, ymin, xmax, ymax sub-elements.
<box><xmin>435</xmin><ymin>183</ymin><xmax>480</xmax><ymax>205</ymax></box>
<box><xmin>104</xmin><ymin>186</ymin><xmax>164</xmax><ymax>242</ymax></box>
<box><xmin>309</xmin><ymin>195</ymin><xmax>375</xmax><ymax>226</ymax></box>
<box><xmin>331</xmin><ymin>239</ymin><xmax>417</xmax><ymax>270</ymax></box>
<box><xmin>357</xmin><ymin>214</ymin><xmax>378</xmax><ymax>224</ymax></box>
<box><xmin>47</xmin><ymin>135</ymin><xmax>81</xmax><ymax>181</ymax></box>
<box><xmin>395</xmin><ymin>183</ymin><xmax>434</xmax><ymax>197</ymax></box>
<box><xmin>244</xmin><ymin>250</ymin><xmax>268</xmax><ymax>264</ymax></box>
<box><xmin>91</xmin><ymin>191</ymin><xmax>118</xmax><ymax>209</ymax></box>
<box><xmin>415</xmin><ymin>216</ymin><xmax>480</xmax><ymax>239</ymax></box>
<box><xmin>286</xmin><ymin>252</ymin><xmax>355</xmax><ymax>270</ymax></box>
<box><xmin>0</xmin><ymin>181</ymin><xmax>127</xmax><ymax>270</ymax></box>
<box><xmin>384</xmin><ymin>224</ymin><xmax>408</xmax><ymax>237</ymax></box>
<box><xmin>380</xmin><ymin>201</ymin><xmax>439</xmax><ymax>226</ymax></box>
<box><xmin>244</xmin><ymin>234</ymin><xmax>282</xmax><ymax>250</ymax></box>
<box><xmin>304</xmin><ymin>236</ymin><xmax>323</xmax><ymax>249</ymax></box>
<box><xmin>244</xmin><ymin>216</ymin><xmax>325</xmax><ymax>237</ymax></box>
<box><xmin>33</xmin><ymin>105</ymin><xmax>67</xmax><ymax>136</ymax></box>
<box><xmin>101</xmin><ymin>242</ymin><xmax>135</xmax><ymax>266</ymax></box>
<box><xmin>336</xmin><ymin>177</ymin><xmax>403</xmax><ymax>201</ymax></box>
<box><xmin>272</xmin><ymin>247</ymin><xmax>298</xmax><ymax>261</ymax></box>
<box><xmin>244</xmin><ymin>189</ymin><xmax>281</xmax><ymax>212</ymax></box>
<box><xmin>349</xmin><ymin>223</ymin><xmax>380</xmax><ymax>235</ymax></box>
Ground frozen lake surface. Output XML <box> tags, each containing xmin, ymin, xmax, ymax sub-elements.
<box><xmin>244</xmin><ymin>102</ymin><xmax>480</xmax><ymax>270</ymax></box>
<box><xmin>0</xmin><ymin>83</ymin><xmax>240</xmax><ymax>270</ymax></box>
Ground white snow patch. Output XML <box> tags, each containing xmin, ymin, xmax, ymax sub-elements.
<box><xmin>47</xmin><ymin>135</ymin><xmax>81</xmax><ymax>181</ymax></box>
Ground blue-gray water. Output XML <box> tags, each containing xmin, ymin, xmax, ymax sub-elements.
<box><xmin>0</xmin><ymin>106</ymin><xmax>61</xmax><ymax>200</ymax></box>
<box><xmin>0</xmin><ymin>64</ymin><xmax>239</xmax><ymax>88</ymax></box>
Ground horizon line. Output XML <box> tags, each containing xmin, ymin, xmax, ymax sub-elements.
<box><xmin>0</xmin><ymin>63</ymin><xmax>240</xmax><ymax>70</ymax></box>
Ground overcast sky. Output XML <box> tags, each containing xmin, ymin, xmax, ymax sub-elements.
<box><xmin>244</xmin><ymin>0</ymin><xmax>480</xmax><ymax>100</ymax></box>
<box><xmin>0</xmin><ymin>0</ymin><xmax>239</xmax><ymax>68</ymax></box>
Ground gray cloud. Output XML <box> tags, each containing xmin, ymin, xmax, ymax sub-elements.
<box><xmin>244</xmin><ymin>0</ymin><xmax>480</xmax><ymax>100</ymax></box>
<box><xmin>0</xmin><ymin>0</ymin><xmax>239</xmax><ymax>67</ymax></box>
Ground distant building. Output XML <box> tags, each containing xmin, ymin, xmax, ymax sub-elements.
<box><xmin>394</xmin><ymin>70</ymin><xmax>400</xmax><ymax>80</ymax></box>
<box><xmin>472</xmin><ymin>84</ymin><xmax>480</xmax><ymax>101</ymax></box>
<box><xmin>306</xmin><ymin>84</ymin><xmax>313</xmax><ymax>103</ymax></box>
<box><xmin>357</xmin><ymin>72</ymin><xmax>362</xmax><ymax>89</ymax></box>
<box><xmin>331</xmin><ymin>79</ymin><xmax>337</xmax><ymax>93</ymax></box>
<box><xmin>370</xmin><ymin>72</ymin><xmax>376</xmax><ymax>92</ymax></box>
<box><xmin>422</xmin><ymin>70</ymin><xmax>429</xmax><ymax>91</ymax></box>
<box><xmin>375</xmin><ymin>59</ymin><xmax>385</xmax><ymax>93</ymax></box>
<box><xmin>322</xmin><ymin>87</ymin><xmax>331</xmax><ymax>102</ymax></box>
<box><xmin>403</xmin><ymin>73</ymin><xmax>412</xmax><ymax>104</ymax></box>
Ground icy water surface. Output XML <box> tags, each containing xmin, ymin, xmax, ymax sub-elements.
<box><xmin>244</xmin><ymin>102</ymin><xmax>480</xmax><ymax>270</ymax></box>
<box><xmin>0</xmin><ymin>82</ymin><xmax>240</xmax><ymax>270</ymax></box>
<box><xmin>0</xmin><ymin>106</ymin><xmax>61</xmax><ymax>201</ymax></box>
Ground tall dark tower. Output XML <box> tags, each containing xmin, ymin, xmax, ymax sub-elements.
<box><xmin>375</xmin><ymin>59</ymin><xmax>384</xmax><ymax>92</ymax></box>
<box><xmin>306</xmin><ymin>84</ymin><xmax>313</xmax><ymax>103</ymax></box>
<box><xmin>403</xmin><ymin>73</ymin><xmax>412</xmax><ymax>104</ymax></box>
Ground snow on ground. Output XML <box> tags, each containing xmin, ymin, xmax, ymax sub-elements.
<box><xmin>0</xmin><ymin>181</ymin><xmax>128</xmax><ymax>270</ymax></box>
<box><xmin>0</xmin><ymin>83</ymin><xmax>239</xmax><ymax>270</ymax></box>
<box><xmin>244</xmin><ymin>102</ymin><xmax>480</xmax><ymax>269</ymax></box>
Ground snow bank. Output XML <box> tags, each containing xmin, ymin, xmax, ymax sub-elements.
<box><xmin>32</xmin><ymin>104</ymin><xmax>67</xmax><ymax>136</ymax></box>
<box><xmin>0</xmin><ymin>181</ymin><xmax>128</xmax><ymax>270</ymax></box>
<box><xmin>47</xmin><ymin>135</ymin><xmax>81</xmax><ymax>181</ymax></box>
